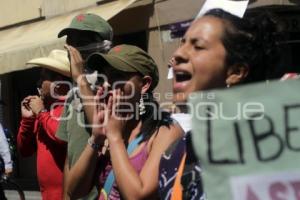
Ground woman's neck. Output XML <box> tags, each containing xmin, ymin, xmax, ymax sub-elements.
<box><xmin>125</xmin><ymin>120</ymin><xmax>143</xmax><ymax>144</ymax></box>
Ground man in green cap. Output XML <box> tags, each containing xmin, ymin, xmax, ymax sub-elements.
<box><xmin>56</xmin><ymin>13</ymin><xmax>113</xmax><ymax>200</ymax></box>
<box><xmin>58</xmin><ymin>13</ymin><xmax>113</xmax><ymax>59</ymax></box>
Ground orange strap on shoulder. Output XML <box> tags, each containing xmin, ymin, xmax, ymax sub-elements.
<box><xmin>171</xmin><ymin>153</ymin><xmax>187</xmax><ymax>200</ymax></box>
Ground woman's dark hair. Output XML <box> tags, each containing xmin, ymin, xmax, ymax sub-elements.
<box><xmin>204</xmin><ymin>9</ymin><xmax>282</xmax><ymax>83</ymax></box>
<box><xmin>139</xmin><ymin>92</ymin><xmax>172</xmax><ymax>142</ymax></box>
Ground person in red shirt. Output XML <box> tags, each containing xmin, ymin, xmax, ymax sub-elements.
<box><xmin>17</xmin><ymin>49</ymin><xmax>71</xmax><ymax>200</ymax></box>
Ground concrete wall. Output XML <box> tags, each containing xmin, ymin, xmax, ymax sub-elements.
<box><xmin>0</xmin><ymin>0</ymin><xmax>41</xmax><ymax>27</ymax></box>
<box><xmin>148</xmin><ymin>29</ymin><xmax>180</xmax><ymax>105</ymax></box>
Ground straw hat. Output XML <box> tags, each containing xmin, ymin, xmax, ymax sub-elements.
<box><xmin>26</xmin><ymin>49</ymin><xmax>71</xmax><ymax>77</ymax></box>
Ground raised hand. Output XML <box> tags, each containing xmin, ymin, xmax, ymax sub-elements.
<box><xmin>64</xmin><ymin>44</ymin><xmax>85</xmax><ymax>82</ymax></box>
<box><xmin>21</xmin><ymin>96</ymin><xmax>35</xmax><ymax>118</ymax></box>
<box><xmin>29</xmin><ymin>96</ymin><xmax>45</xmax><ymax>115</ymax></box>
<box><xmin>91</xmin><ymin>87</ymin><xmax>108</xmax><ymax>144</ymax></box>
<box><xmin>105</xmin><ymin>89</ymin><xmax>129</xmax><ymax>141</ymax></box>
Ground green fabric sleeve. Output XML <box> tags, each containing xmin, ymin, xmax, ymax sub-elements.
<box><xmin>56</xmin><ymin>103</ymin><xmax>69</xmax><ymax>142</ymax></box>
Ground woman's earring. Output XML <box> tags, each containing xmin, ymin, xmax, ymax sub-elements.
<box><xmin>139</xmin><ymin>95</ymin><xmax>146</xmax><ymax>116</ymax></box>
<box><xmin>227</xmin><ymin>84</ymin><xmax>231</xmax><ymax>88</ymax></box>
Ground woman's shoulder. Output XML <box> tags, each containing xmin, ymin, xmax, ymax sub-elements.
<box><xmin>155</xmin><ymin>111</ymin><xmax>191</xmax><ymax>139</ymax></box>
<box><xmin>149</xmin><ymin>120</ymin><xmax>184</xmax><ymax>151</ymax></box>
<box><xmin>145</xmin><ymin>111</ymin><xmax>186</xmax><ymax>153</ymax></box>
<box><xmin>171</xmin><ymin>113</ymin><xmax>192</xmax><ymax>133</ymax></box>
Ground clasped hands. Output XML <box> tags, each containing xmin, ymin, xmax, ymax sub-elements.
<box><xmin>21</xmin><ymin>96</ymin><xmax>45</xmax><ymax>118</ymax></box>
<box><xmin>92</xmin><ymin>87</ymin><xmax>129</xmax><ymax>145</ymax></box>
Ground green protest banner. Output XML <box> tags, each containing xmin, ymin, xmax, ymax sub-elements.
<box><xmin>189</xmin><ymin>79</ymin><xmax>300</xmax><ymax>200</ymax></box>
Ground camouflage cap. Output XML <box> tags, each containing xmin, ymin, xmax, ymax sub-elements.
<box><xmin>87</xmin><ymin>44</ymin><xmax>159</xmax><ymax>91</ymax></box>
<box><xmin>58</xmin><ymin>13</ymin><xmax>113</xmax><ymax>41</ymax></box>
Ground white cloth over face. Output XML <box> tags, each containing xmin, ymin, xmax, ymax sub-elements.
<box><xmin>0</xmin><ymin>123</ymin><xmax>12</xmax><ymax>170</ymax></box>
<box><xmin>67</xmin><ymin>70</ymin><xmax>99</xmax><ymax>112</ymax></box>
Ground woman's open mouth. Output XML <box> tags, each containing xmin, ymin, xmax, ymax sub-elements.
<box><xmin>173</xmin><ymin>70</ymin><xmax>192</xmax><ymax>92</ymax></box>
<box><xmin>175</xmin><ymin>71</ymin><xmax>192</xmax><ymax>82</ymax></box>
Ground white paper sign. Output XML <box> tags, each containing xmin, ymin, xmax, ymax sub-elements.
<box><xmin>196</xmin><ymin>0</ymin><xmax>249</xmax><ymax>18</ymax></box>
<box><xmin>230</xmin><ymin>171</ymin><xmax>300</xmax><ymax>200</ymax></box>
<box><xmin>167</xmin><ymin>67</ymin><xmax>174</xmax><ymax>79</ymax></box>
